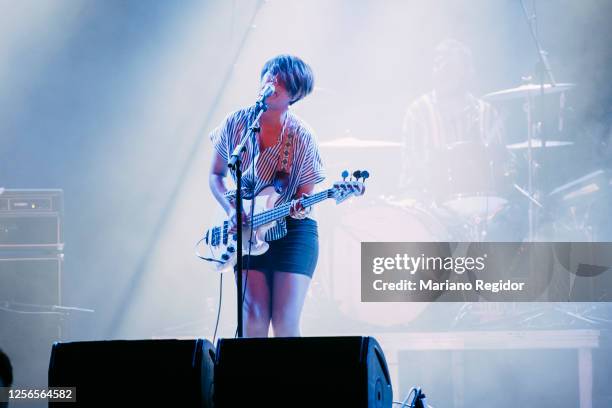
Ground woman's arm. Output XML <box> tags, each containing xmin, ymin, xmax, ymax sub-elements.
<box><xmin>294</xmin><ymin>183</ymin><xmax>315</xmax><ymax>199</ymax></box>
<box><xmin>290</xmin><ymin>183</ymin><xmax>315</xmax><ymax>218</ymax></box>
<box><xmin>209</xmin><ymin>151</ymin><xmax>248</xmax><ymax>232</ymax></box>
<box><xmin>209</xmin><ymin>151</ymin><xmax>233</xmax><ymax>214</ymax></box>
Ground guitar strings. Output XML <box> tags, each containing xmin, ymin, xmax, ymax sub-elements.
<box><xmin>250</xmin><ymin>189</ymin><xmax>331</xmax><ymax>227</ymax></box>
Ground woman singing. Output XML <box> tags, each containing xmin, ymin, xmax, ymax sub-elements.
<box><xmin>209</xmin><ymin>55</ymin><xmax>324</xmax><ymax>337</ymax></box>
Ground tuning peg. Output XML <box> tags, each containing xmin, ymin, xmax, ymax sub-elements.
<box><xmin>361</xmin><ymin>170</ymin><xmax>370</xmax><ymax>182</ymax></box>
<box><xmin>341</xmin><ymin>170</ymin><xmax>349</xmax><ymax>181</ymax></box>
<box><xmin>352</xmin><ymin>170</ymin><xmax>362</xmax><ymax>180</ymax></box>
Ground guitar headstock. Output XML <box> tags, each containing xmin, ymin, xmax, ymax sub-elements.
<box><xmin>331</xmin><ymin>170</ymin><xmax>368</xmax><ymax>204</ymax></box>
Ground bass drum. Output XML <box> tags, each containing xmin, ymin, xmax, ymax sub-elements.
<box><xmin>316</xmin><ymin>198</ymin><xmax>451</xmax><ymax>327</ymax></box>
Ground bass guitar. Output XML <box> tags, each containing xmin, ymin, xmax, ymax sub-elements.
<box><xmin>198</xmin><ymin>171</ymin><xmax>368</xmax><ymax>272</ymax></box>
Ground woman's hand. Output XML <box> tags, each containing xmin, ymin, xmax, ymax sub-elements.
<box><xmin>289</xmin><ymin>193</ymin><xmax>311</xmax><ymax>220</ymax></box>
<box><xmin>227</xmin><ymin>207</ymin><xmax>248</xmax><ymax>234</ymax></box>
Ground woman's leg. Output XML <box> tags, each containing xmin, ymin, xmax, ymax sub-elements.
<box><xmin>239</xmin><ymin>269</ymin><xmax>271</xmax><ymax>337</ymax></box>
<box><xmin>270</xmin><ymin>272</ymin><xmax>311</xmax><ymax>337</ymax></box>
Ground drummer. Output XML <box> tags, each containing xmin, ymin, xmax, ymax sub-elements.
<box><xmin>399</xmin><ymin>39</ymin><xmax>505</xmax><ymax>196</ymax></box>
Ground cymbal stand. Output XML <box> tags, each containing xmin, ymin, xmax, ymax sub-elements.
<box><xmin>520</xmin><ymin>0</ymin><xmax>558</xmax><ymax>241</ymax></box>
<box><xmin>524</xmin><ymin>85</ymin><xmax>536</xmax><ymax>241</ymax></box>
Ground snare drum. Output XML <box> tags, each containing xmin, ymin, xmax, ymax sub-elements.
<box><xmin>315</xmin><ymin>198</ymin><xmax>452</xmax><ymax>327</ymax></box>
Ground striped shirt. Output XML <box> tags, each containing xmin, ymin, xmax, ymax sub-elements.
<box><xmin>400</xmin><ymin>91</ymin><xmax>503</xmax><ymax>189</ymax></box>
<box><xmin>210</xmin><ymin>106</ymin><xmax>325</xmax><ymax>241</ymax></box>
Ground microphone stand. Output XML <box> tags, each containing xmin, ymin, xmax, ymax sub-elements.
<box><xmin>521</xmin><ymin>0</ymin><xmax>556</xmax><ymax>87</ymax></box>
<box><xmin>227</xmin><ymin>98</ymin><xmax>268</xmax><ymax>338</ymax></box>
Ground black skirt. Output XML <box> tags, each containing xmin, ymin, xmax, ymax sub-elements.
<box><xmin>242</xmin><ymin>217</ymin><xmax>319</xmax><ymax>278</ymax></box>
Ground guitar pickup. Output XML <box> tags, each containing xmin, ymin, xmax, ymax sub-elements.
<box><xmin>222</xmin><ymin>221</ymin><xmax>229</xmax><ymax>245</ymax></box>
<box><xmin>211</xmin><ymin>226</ymin><xmax>221</xmax><ymax>246</ymax></box>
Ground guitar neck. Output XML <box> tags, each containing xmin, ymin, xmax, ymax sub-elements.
<box><xmin>252</xmin><ymin>189</ymin><xmax>331</xmax><ymax>228</ymax></box>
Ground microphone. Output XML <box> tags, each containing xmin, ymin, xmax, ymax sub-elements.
<box><xmin>255</xmin><ymin>83</ymin><xmax>275</xmax><ymax>110</ymax></box>
<box><xmin>230</xmin><ymin>82</ymin><xmax>276</xmax><ymax>168</ymax></box>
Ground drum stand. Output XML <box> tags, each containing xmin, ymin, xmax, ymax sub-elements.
<box><xmin>524</xmin><ymin>88</ymin><xmax>536</xmax><ymax>241</ymax></box>
<box><xmin>521</xmin><ymin>0</ymin><xmax>557</xmax><ymax>241</ymax></box>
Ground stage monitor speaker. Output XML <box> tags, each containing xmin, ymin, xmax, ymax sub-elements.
<box><xmin>214</xmin><ymin>336</ymin><xmax>393</xmax><ymax>408</ymax></box>
<box><xmin>48</xmin><ymin>339</ymin><xmax>215</xmax><ymax>407</ymax></box>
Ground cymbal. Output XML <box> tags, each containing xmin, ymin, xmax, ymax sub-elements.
<box><xmin>483</xmin><ymin>83</ymin><xmax>575</xmax><ymax>101</ymax></box>
<box><xmin>506</xmin><ymin>138</ymin><xmax>573</xmax><ymax>150</ymax></box>
<box><xmin>319</xmin><ymin>137</ymin><xmax>402</xmax><ymax>148</ymax></box>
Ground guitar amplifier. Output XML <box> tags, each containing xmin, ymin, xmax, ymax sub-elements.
<box><xmin>0</xmin><ymin>189</ymin><xmax>63</xmax><ymax>250</ymax></box>
<box><xmin>0</xmin><ymin>254</ymin><xmax>62</xmax><ymax>305</ymax></box>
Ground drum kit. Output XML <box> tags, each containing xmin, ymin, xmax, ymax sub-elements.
<box><xmin>314</xmin><ymin>80</ymin><xmax>612</xmax><ymax>329</ymax></box>
<box><xmin>320</xmin><ymin>80</ymin><xmax>594</xmax><ymax>243</ymax></box>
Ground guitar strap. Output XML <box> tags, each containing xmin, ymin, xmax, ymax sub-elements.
<box><xmin>225</xmin><ymin>114</ymin><xmax>295</xmax><ymax>202</ymax></box>
<box><xmin>272</xmin><ymin>114</ymin><xmax>294</xmax><ymax>194</ymax></box>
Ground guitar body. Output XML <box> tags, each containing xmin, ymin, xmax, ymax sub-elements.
<box><xmin>202</xmin><ymin>186</ymin><xmax>280</xmax><ymax>273</ymax></box>
<box><xmin>240</xmin><ymin>186</ymin><xmax>281</xmax><ymax>255</ymax></box>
